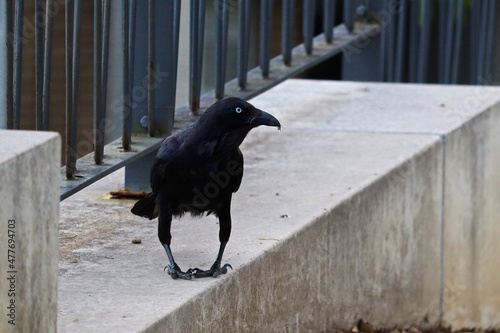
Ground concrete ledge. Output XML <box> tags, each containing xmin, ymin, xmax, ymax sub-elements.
<box><xmin>57</xmin><ymin>80</ymin><xmax>500</xmax><ymax>332</ymax></box>
<box><xmin>0</xmin><ymin>130</ymin><xmax>61</xmax><ymax>333</ymax></box>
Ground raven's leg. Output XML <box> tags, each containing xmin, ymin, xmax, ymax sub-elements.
<box><xmin>158</xmin><ymin>207</ymin><xmax>192</xmax><ymax>280</ymax></box>
<box><xmin>191</xmin><ymin>196</ymin><xmax>233</xmax><ymax>278</ymax></box>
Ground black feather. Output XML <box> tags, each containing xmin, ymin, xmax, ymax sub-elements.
<box><xmin>131</xmin><ymin>192</ymin><xmax>158</xmax><ymax>220</ymax></box>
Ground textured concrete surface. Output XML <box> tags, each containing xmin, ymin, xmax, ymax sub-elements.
<box><xmin>442</xmin><ymin>103</ymin><xmax>500</xmax><ymax>327</ymax></box>
<box><xmin>0</xmin><ymin>130</ymin><xmax>61</xmax><ymax>333</ymax></box>
<box><xmin>57</xmin><ymin>80</ymin><xmax>500</xmax><ymax>332</ymax></box>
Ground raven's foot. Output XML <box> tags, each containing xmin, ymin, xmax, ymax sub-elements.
<box><xmin>187</xmin><ymin>262</ymin><xmax>233</xmax><ymax>278</ymax></box>
<box><xmin>164</xmin><ymin>264</ymin><xmax>193</xmax><ymax>280</ymax></box>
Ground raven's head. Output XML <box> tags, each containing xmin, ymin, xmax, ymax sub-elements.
<box><xmin>200</xmin><ymin>97</ymin><xmax>281</xmax><ymax>132</ymax></box>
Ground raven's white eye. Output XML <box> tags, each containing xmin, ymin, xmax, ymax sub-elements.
<box><xmin>235</xmin><ymin>107</ymin><xmax>242</xmax><ymax>113</ymax></box>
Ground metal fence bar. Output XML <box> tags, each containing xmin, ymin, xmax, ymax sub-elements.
<box><xmin>215</xmin><ymin>0</ymin><xmax>229</xmax><ymax>99</ymax></box>
<box><xmin>394</xmin><ymin>0</ymin><xmax>407</xmax><ymax>82</ymax></box>
<box><xmin>323</xmin><ymin>0</ymin><xmax>335</xmax><ymax>43</ymax></box>
<box><xmin>470</xmin><ymin>1</ymin><xmax>480</xmax><ymax>83</ymax></box>
<box><xmin>451</xmin><ymin>0</ymin><xmax>464</xmax><ymax>84</ymax></box>
<box><xmin>195</xmin><ymin>1</ymin><xmax>205</xmax><ymax>110</ymax></box>
<box><xmin>13</xmin><ymin>0</ymin><xmax>24</xmax><ymax>129</ymax></box>
<box><xmin>438</xmin><ymin>0</ymin><xmax>447</xmax><ymax>83</ymax></box>
<box><xmin>303</xmin><ymin>0</ymin><xmax>315</xmax><ymax>55</ymax></box>
<box><xmin>64</xmin><ymin>0</ymin><xmax>73</xmax><ymax>176</ymax></box>
<box><xmin>66</xmin><ymin>0</ymin><xmax>82</xmax><ymax>179</ymax></box>
<box><xmin>477</xmin><ymin>1</ymin><xmax>489</xmax><ymax>84</ymax></box>
<box><xmin>35</xmin><ymin>0</ymin><xmax>44</xmax><ymax>130</ymax></box>
<box><xmin>281</xmin><ymin>0</ymin><xmax>295</xmax><ymax>66</ymax></box>
<box><xmin>196</xmin><ymin>0</ymin><xmax>205</xmax><ymax>109</ymax></box>
<box><xmin>343</xmin><ymin>0</ymin><xmax>353</xmax><ymax>33</ymax></box>
<box><xmin>260</xmin><ymin>0</ymin><xmax>273</xmax><ymax>78</ymax></box>
<box><xmin>71</xmin><ymin>0</ymin><xmax>82</xmax><ymax>168</ymax></box>
<box><xmin>122</xmin><ymin>0</ymin><xmax>132</xmax><ymax>146</ymax></box>
<box><xmin>378</xmin><ymin>0</ymin><xmax>388</xmax><ymax>81</ymax></box>
<box><xmin>165</xmin><ymin>0</ymin><xmax>181</xmax><ymax>134</ymax></box>
<box><xmin>146</xmin><ymin>0</ymin><xmax>154</xmax><ymax>137</ymax></box>
<box><xmin>128</xmin><ymin>0</ymin><xmax>136</xmax><ymax>109</ymax></box>
<box><xmin>386</xmin><ymin>3</ymin><xmax>396</xmax><ymax>82</ymax></box>
<box><xmin>42</xmin><ymin>0</ymin><xmax>54</xmax><ymax>130</ymax></box>
<box><xmin>443</xmin><ymin>0</ymin><xmax>454</xmax><ymax>83</ymax></box>
<box><xmin>417</xmin><ymin>0</ymin><xmax>431</xmax><ymax>83</ymax></box>
<box><xmin>190</xmin><ymin>0</ymin><xmax>205</xmax><ymax>112</ymax></box>
<box><xmin>408</xmin><ymin>0</ymin><xmax>419</xmax><ymax>82</ymax></box>
<box><xmin>101</xmin><ymin>0</ymin><xmax>111</xmax><ymax>125</ymax></box>
<box><xmin>94</xmin><ymin>0</ymin><xmax>103</xmax><ymax>164</ymax></box>
<box><xmin>190</xmin><ymin>0</ymin><xmax>200</xmax><ymax>111</ymax></box>
<box><xmin>484</xmin><ymin>0</ymin><xmax>496</xmax><ymax>84</ymax></box>
<box><xmin>5</xmin><ymin>0</ymin><xmax>13</xmax><ymax>129</ymax></box>
<box><xmin>238</xmin><ymin>0</ymin><xmax>251</xmax><ymax>89</ymax></box>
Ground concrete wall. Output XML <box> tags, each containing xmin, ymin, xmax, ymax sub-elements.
<box><xmin>443</xmin><ymin>103</ymin><xmax>500</xmax><ymax>326</ymax></box>
<box><xmin>0</xmin><ymin>130</ymin><xmax>60</xmax><ymax>333</ymax></box>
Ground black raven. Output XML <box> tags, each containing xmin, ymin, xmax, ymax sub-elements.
<box><xmin>131</xmin><ymin>97</ymin><xmax>281</xmax><ymax>279</ymax></box>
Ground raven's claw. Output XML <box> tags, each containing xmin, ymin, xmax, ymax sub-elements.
<box><xmin>164</xmin><ymin>264</ymin><xmax>193</xmax><ymax>280</ymax></box>
<box><xmin>189</xmin><ymin>263</ymin><xmax>233</xmax><ymax>278</ymax></box>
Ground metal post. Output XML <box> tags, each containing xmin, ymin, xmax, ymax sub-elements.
<box><xmin>395</xmin><ymin>0</ymin><xmax>407</xmax><ymax>82</ymax></box>
<box><xmin>215</xmin><ymin>0</ymin><xmax>229</xmax><ymax>100</ymax></box>
<box><xmin>378</xmin><ymin>0</ymin><xmax>388</xmax><ymax>81</ymax></box>
<box><xmin>303</xmin><ymin>0</ymin><xmax>315</xmax><ymax>55</ymax></box>
<box><xmin>469</xmin><ymin>1</ymin><xmax>480</xmax><ymax>83</ymax></box>
<box><xmin>417</xmin><ymin>0</ymin><xmax>431</xmax><ymax>83</ymax></box>
<box><xmin>281</xmin><ymin>0</ymin><xmax>295</xmax><ymax>66</ymax></box>
<box><xmin>71</xmin><ymin>0</ymin><xmax>82</xmax><ymax>168</ymax></box>
<box><xmin>323</xmin><ymin>0</ymin><xmax>335</xmax><ymax>43</ymax></box>
<box><xmin>129</xmin><ymin>0</ymin><xmax>137</xmax><ymax>97</ymax></box>
<box><xmin>65</xmin><ymin>0</ymin><xmax>73</xmax><ymax>176</ymax></box>
<box><xmin>190</xmin><ymin>0</ymin><xmax>206</xmax><ymax>112</ymax></box>
<box><xmin>438</xmin><ymin>0</ymin><xmax>447</xmax><ymax>83</ymax></box>
<box><xmin>66</xmin><ymin>0</ymin><xmax>82</xmax><ymax>179</ymax></box>
<box><xmin>260</xmin><ymin>0</ymin><xmax>273</xmax><ymax>77</ymax></box>
<box><xmin>408</xmin><ymin>0</ymin><xmax>419</xmax><ymax>82</ymax></box>
<box><xmin>147</xmin><ymin>0</ymin><xmax>155</xmax><ymax>136</ymax></box>
<box><xmin>195</xmin><ymin>0</ymin><xmax>205</xmax><ymax>109</ymax></box>
<box><xmin>166</xmin><ymin>0</ymin><xmax>181</xmax><ymax>134</ymax></box>
<box><xmin>5</xmin><ymin>0</ymin><xmax>13</xmax><ymax>129</ymax></box>
<box><xmin>101</xmin><ymin>0</ymin><xmax>111</xmax><ymax>126</ymax></box>
<box><xmin>238</xmin><ymin>0</ymin><xmax>251</xmax><ymax>89</ymax></box>
<box><xmin>451</xmin><ymin>0</ymin><xmax>464</xmax><ymax>84</ymax></box>
<box><xmin>343</xmin><ymin>0</ymin><xmax>354</xmax><ymax>33</ymax></box>
<box><xmin>35</xmin><ymin>0</ymin><xmax>43</xmax><ymax>130</ymax></box>
<box><xmin>386</xmin><ymin>0</ymin><xmax>396</xmax><ymax>82</ymax></box>
<box><xmin>42</xmin><ymin>0</ymin><xmax>54</xmax><ymax>131</ymax></box>
<box><xmin>477</xmin><ymin>1</ymin><xmax>489</xmax><ymax>84</ymax></box>
<box><xmin>94</xmin><ymin>0</ymin><xmax>103</xmax><ymax>164</ymax></box>
<box><xmin>13</xmin><ymin>0</ymin><xmax>24</xmax><ymax>129</ymax></box>
<box><xmin>484</xmin><ymin>0</ymin><xmax>496</xmax><ymax>84</ymax></box>
<box><xmin>123</xmin><ymin>0</ymin><xmax>132</xmax><ymax>148</ymax></box>
<box><xmin>443</xmin><ymin>0</ymin><xmax>454</xmax><ymax>83</ymax></box>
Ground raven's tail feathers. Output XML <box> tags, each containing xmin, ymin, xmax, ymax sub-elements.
<box><xmin>131</xmin><ymin>192</ymin><xmax>158</xmax><ymax>220</ymax></box>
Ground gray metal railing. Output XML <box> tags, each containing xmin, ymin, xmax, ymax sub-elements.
<box><xmin>1</xmin><ymin>0</ymin><xmax>497</xmax><ymax>200</ymax></box>
<box><xmin>376</xmin><ymin>0</ymin><xmax>497</xmax><ymax>84</ymax></box>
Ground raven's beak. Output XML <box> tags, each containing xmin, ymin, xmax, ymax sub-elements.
<box><xmin>249</xmin><ymin>109</ymin><xmax>281</xmax><ymax>129</ymax></box>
